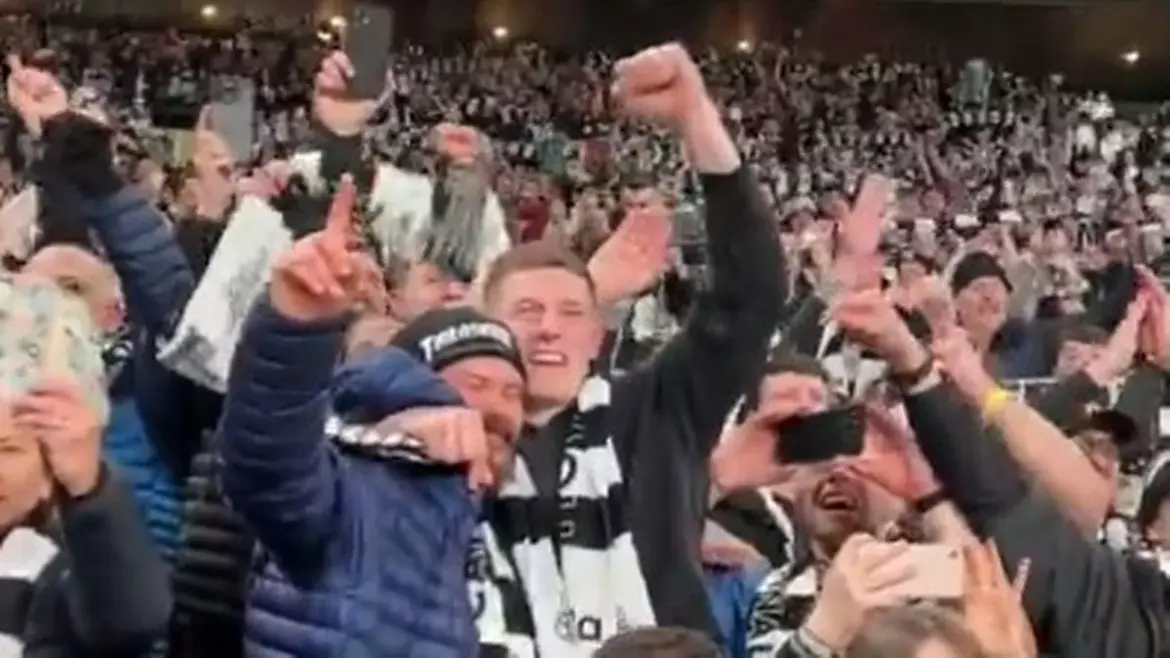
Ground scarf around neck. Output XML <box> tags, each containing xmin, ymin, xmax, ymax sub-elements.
<box><xmin>324</xmin><ymin>376</ymin><xmax>657</xmax><ymax>657</ymax></box>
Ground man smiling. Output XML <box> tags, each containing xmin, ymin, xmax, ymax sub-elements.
<box><xmin>405</xmin><ymin>43</ymin><xmax>786</xmax><ymax>656</ymax></box>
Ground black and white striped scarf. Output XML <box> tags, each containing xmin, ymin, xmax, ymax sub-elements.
<box><xmin>746</xmin><ymin>560</ymin><xmax>821</xmax><ymax>655</ymax></box>
<box><xmin>102</xmin><ymin>324</ymin><xmax>134</xmax><ymax>385</ymax></box>
<box><xmin>0</xmin><ymin>527</ymin><xmax>59</xmax><ymax>653</ymax></box>
<box><xmin>327</xmin><ymin>376</ymin><xmax>656</xmax><ymax>657</ymax></box>
<box><xmin>473</xmin><ymin>375</ymin><xmax>655</xmax><ymax>657</ymax></box>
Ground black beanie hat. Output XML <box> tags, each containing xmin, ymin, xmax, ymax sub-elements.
<box><xmin>391</xmin><ymin>306</ymin><xmax>526</xmax><ymax>379</ymax></box>
<box><xmin>950</xmin><ymin>252</ymin><xmax>1012</xmax><ymax>295</ymax></box>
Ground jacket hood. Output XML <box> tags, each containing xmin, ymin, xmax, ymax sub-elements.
<box><xmin>329</xmin><ymin>347</ymin><xmax>462</xmax><ymax>425</ymax></box>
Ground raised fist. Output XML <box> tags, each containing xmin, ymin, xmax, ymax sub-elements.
<box><xmin>611</xmin><ymin>43</ymin><xmax>708</xmax><ymax>129</ymax></box>
<box><xmin>433</xmin><ymin>123</ymin><xmax>481</xmax><ymax>166</ymax></box>
<box><xmin>6</xmin><ymin>54</ymin><xmax>67</xmax><ymax>137</ymax></box>
<box><xmin>312</xmin><ymin>51</ymin><xmax>379</xmax><ymax>138</ymax></box>
<box><xmin>268</xmin><ymin>175</ymin><xmax>379</xmax><ymax>322</ymax></box>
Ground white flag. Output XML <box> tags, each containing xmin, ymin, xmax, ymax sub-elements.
<box><xmin>156</xmin><ymin>196</ymin><xmax>291</xmax><ymax>392</ymax></box>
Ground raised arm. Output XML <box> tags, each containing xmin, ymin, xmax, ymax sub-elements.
<box><xmin>613</xmin><ymin>45</ymin><xmax>784</xmax><ymax>455</ymax></box>
<box><xmin>831</xmin><ymin>290</ymin><xmax>1158</xmax><ymax>656</ymax></box>
<box><xmin>36</xmin><ymin>113</ymin><xmax>196</xmax><ymax>334</ymax></box>
<box><xmin>217</xmin><ymin>177</ymin><xmax>369</xmax><ymax>572</ymax></box>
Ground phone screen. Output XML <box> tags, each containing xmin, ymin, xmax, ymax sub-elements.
<box><xmin>344</xmin><ymin>2</ymin><xmax>394</xmax><ymax>100</ymax></box>
<box><xmin>875</xmin><ymin>543</ymin><xmax>964</xmax><ymax>600</ymax></box>
<box><xmin>773</xmin><ymin>406</ymin><xmax>866</xmax><ymax>464</ymax></box>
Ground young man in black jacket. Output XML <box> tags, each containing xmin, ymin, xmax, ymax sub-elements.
<box><xmin>414</xmin><ymin>44</ymin><xmax>785</xmax><ymax>655</ymax></box>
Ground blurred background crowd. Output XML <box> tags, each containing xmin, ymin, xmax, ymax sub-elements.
<box><xmin>0</xmin><ymin>0</ymin><xmax>1166</xmax><ymax>657</ymax></box>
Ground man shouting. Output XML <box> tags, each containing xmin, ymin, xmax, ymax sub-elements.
<box><xmin>455</xmin><ymin>43</ymin><xmax>784</xmax><ymax>655</ymax></box>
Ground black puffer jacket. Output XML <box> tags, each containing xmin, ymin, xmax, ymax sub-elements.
<box><xmin>169</xmin><ymin>447</ymin><xmax>254</xmax><ymax>658</ymax></box>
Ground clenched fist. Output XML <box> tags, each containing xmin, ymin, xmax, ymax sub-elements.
<box><xmin>433</xmin><ymin>123</ymin><xmax>481</xmax><ymax>166</ymax></box>
<box><xmin>612</xmin><ymin>43</ymin><xmax>710</xmax><ymax>130</ymax></box>
<box><xmin>269</xmin><ymin>175</ymin><xmax>380</xmax><ymax>322</ymax></box>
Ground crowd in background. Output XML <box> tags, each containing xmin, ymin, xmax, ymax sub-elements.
<box><xmin>0</xmin><ymin>9</ymin><xmax>1165</xmax><ymax>658</ymax></box>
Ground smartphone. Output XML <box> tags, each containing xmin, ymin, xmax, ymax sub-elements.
<box><xmin>773</xmin><ymin>405</ymin><xmax>866</xmax><ymax>464</ymax></box>
<box><xmin>870</xmin><ymin>543</ymin><xmax>964</xmax><ymax>600</ymax></box>
<box><xmin>344</xmin><ymin>2</ymin><xmax>394</xmax><ymax>100</ymax></box>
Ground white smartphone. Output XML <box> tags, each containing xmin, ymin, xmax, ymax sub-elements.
<box><xmin>866</xmin><ymin>543</ymin><xmax>964</xmax><ymax>600</ymax></box>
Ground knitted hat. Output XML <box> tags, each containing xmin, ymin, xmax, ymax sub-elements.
<box><xmin>950</xmin><ymin>252</ymin><xmax>1012</xmax><ymax>295</ymax></box>
<box><xmin>391</xmin><ymin>307</ymin><xmax>525</xmax><ymax>379</ymax></box>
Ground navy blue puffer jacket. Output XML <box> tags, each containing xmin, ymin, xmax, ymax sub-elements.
<box><xmin>217</xmin><ymin>296</ymin><xmax>479</xmax><ymax>658</ymax></box>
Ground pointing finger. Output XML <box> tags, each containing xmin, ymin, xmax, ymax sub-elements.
<box><xmin>326</xmin><ymin>174</ymin><xmax>356</xmax><ymax>238</ymax></box>
<box><xmin>196</xmin><ymin>105</ymin><xmax>213</xmax><ymax>133</ymax></box>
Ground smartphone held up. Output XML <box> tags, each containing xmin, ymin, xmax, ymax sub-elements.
<box><xmin>342</xmin><ymin>2</ymin><xmax>394</xmax><ymax>101</ymax></box>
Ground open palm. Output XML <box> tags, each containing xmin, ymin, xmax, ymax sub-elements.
<box><xmin>587</xmin><ymin>204</ymin><xmax>672</xmax><ymax>307</ymax></box>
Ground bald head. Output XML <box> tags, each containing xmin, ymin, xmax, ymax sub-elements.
<box><xmin>20</xmin><ymin>246</ymin><xmax>123</xmax><ymax>332</ymax></box>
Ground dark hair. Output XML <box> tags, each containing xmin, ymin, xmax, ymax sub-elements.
<box><xmin>593</xmin><ymin>627</ymin><xmax>721</xmax><ymax>658</ymax></box>
<box><xmin>738</xmin><ymin>347</ymin><xmax>831</xmax><ymax>421</ymax></box>
<box><xmin>763</xmin><ymin>346</ymin><xmax>831</xmax><ymax>381</ymax></box>
<box><xmin>1058</xmin><ymin>317</ymin><xmax>1110</xmax><ymax>348</ymax></box>
<box><xmin>482</xmin><ymin>239</ymin><xmax>595</xmax><ymax>303</ymax></box>
<box><xmin>846</xmin><ymin>605</ymin><xmax>989</xmax><ymax>658</ymax></box>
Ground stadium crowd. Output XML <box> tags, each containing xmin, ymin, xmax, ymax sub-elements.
<box><xmin>0</xmin><ymin>9</ymin><xmax>1166</xmax><ymax>658</ymax></box>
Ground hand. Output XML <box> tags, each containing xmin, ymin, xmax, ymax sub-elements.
<box><xmin>962</xmin><ymin>541</ymin><xmax>1036</xmax><ymax>658</ymax></box>
<box><xmin>433</xmin><ymin>123</ymin><xmax>480</xmax><ymax>166</ymax></box>
<box><xmin>237</xmin><ymin>160</ymin><xmax>295</xmax><ymax>200</ymax></box>
<box><xmin>612</xmin><ymin>43</ymin><xmax>710</xmax><ymax>132</ymax></box>
<box><xmin>393</xmin><ymin>406</ymin><xmax>495</xmax><ymax>492</ymax></box>
<box><xmin>931</xmin><ymin>328</ymin><xmax>996</xmax><ymax>403</ymax></box>
<box><xmin>1135</xmin><ymin>265</ymin><xmax>1169</xmax><ymax>367</ymax></box>
<box><xmin>850</xmin><ymin>405</ymin><xmax>938</xmax><ymax>502</ymax></box>
<box><xmin>802</xmin><ymin>534</ymin><xmax>918</xmax><ymax>650</ymax></box>
<box><xmin>831</xmin><ymin>175</ymin><xmax>892</xmax><ymax>292</ymax></box>
<box><xmin>587</xmin><ymin>202</ymin><xmax>672</xmax><ymax>306</ymax></box>
<box><xmin>830</xmin><ymin>289</ymin><xmax>926</xmax><ymax>373</ymax></box>
<box><xmin>838</xmin><ymin>175</ymin><xmax>892</xmax><ymax>259</ymax></box>
<box><xmin>13</xmin><ymin>378</ymin><xmax>103</xmax><ymax>498</ymax></box>
<box><xmin>1084</xmin><ymin>294</ymin><xmax>1147</xmax><ymax>386</ymax></box>
<box><xmin>706</xmin><ymin>377</ymin><xmax>828</xmax><ymax>494</ymax></box>
<box><xmin>917</xmin><ymin>277</ymin><xmax>956</xmax><ymax>335</ymax></box>
<box><xmin>189</xmin><ymin>107</ymin><xmax>236</xmax><ymax>220</ymax></box>
<box><xmin>6</xmin><ymin>54</ymin><xmax>67</xmax><ymax>137</ymax></box>
<box><xmin>269</xmin><ymin>175</ymin><xmax>379</xmax><ymax>322</ymax></box>
<box><xmin>313</xmin><ymin>51</ymin><xmax>379</xmax><ymax>138</ymax></box>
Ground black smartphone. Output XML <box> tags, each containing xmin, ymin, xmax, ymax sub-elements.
<box><xmin>773</xmin><ymin>405</ymin><xmax>866</xmax><ymax>464</ymax></box>
<box><xmin>344</xmin><ymin>2</ymin><xmax>394</xmax><ymax>101</ymax></box>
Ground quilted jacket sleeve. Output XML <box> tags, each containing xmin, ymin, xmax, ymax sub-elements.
<box><xmin>85</xmin><ymin>186</ymin><xmax>210</xmax><ymax>480</ymax></box>
<box><xmin>85</xmin><ymin>187</ymin><xmax>195</xmax><ymax>335</ymax></box>
<box><xmin>217</xmin><ymin>293</ymin><xmax>346</xmax><ymax>574</ymax></box>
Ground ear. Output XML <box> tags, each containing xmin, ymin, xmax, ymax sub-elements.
<box><xmin>96</xmin><ymin>300</ymin><xmax>125</xmax><ymax>334</ymax></box>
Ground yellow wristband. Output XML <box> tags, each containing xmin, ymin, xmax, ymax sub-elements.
<box><xmin>980</xmin><ymin>387</ymin><xmax>1012</xmax><ymax>424</ymax></box>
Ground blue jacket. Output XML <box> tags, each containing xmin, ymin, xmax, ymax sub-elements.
<box><xmin>86</xmin><ymin>187</ymin><xmax>211</xmax><ymax>479</ymax></box>
<box><xmin>705</xmin><ymin>565</ymin><xmax>766</xmax><ymax>658</ymax></box>
<box><xmin>104</xmin><ymin>397</ymin><xmax>182</xmax><ymax>562</ymax></box>
<box><xmin>218</xmin><ymin>296</ymin><xmax>480</xmax><ymax>658</ymax></box>
<box><xmin>84</xmin><ymin>187</ymin><xmax>198</xmax><ymax>566</ymax></box>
